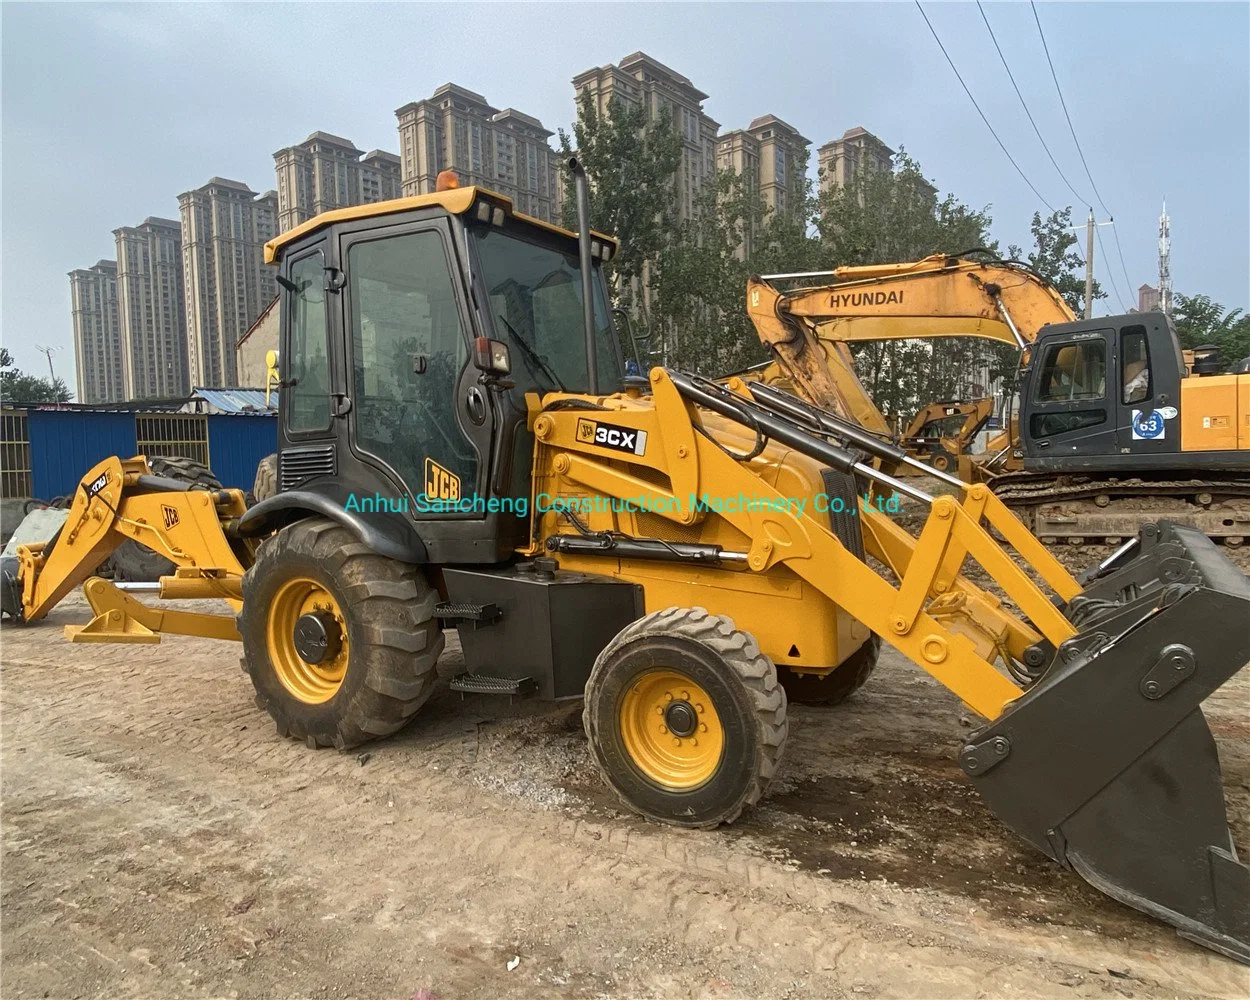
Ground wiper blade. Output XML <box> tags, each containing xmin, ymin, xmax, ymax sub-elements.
<box><xmin>496</xmin><ymin>314</ymin><xmax>567</xmax><ymax>392</ymax></box>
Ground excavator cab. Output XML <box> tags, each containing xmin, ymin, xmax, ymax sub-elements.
<box><xmin>1019</xmin><ymin>310</ymin><xmax>1250</xmax><ymax>471</ymax></box>
<box><xmin>1019</xmin><ymin>312</ymin><xmax>1190</xmax><ymax>465</ymax></box>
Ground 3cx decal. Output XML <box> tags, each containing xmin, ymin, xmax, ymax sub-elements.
<box><xmin>576</xmin><ymin>418</ymin><xmax>648</xmax><ymax>456</ymax></box>
<box><xmin>1131</xmin><ymin>406</ymin><xmax>1176</xmax><ymax>440</ymax></box>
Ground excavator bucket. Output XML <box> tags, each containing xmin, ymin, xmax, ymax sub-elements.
<box><xmin>962</xmin><ymin>522</ymin><xmax>1250</xmax><ymax>961</ymax></box>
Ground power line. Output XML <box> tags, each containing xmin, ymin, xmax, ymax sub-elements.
<box><xmin>915</xmin><ymin>1</ymin><xmax>1055</xmax><ymax>213</ymax></box>
<box><xmin>1108</xmin><ymin>221</ymin><xmax>1137</xmax><ymax>305</ymax></box>
<box><xmin>976</xmin><ymin>1</ymin><xmax>1088</xmax><ymax>208</ymax></box>
<box><xmin>1031</xmin><ymin>0</ymin><xmax>1111</xmax><ymax>217</ymax></box>
<box><xmin>1094</xmin><ymin>223</ymin><xmax>1130</xmax><ymax>313</ymax></box>
<box><xmin>1032</xmin><ymin>1</ymin><xmax>1139</xmax><ymax>306</ymax></box>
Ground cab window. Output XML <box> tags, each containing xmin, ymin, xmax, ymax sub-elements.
<box><xmin>470</xmin><ymin>226</ymin><xmax>621</xmax><ymax>393</ymax></box>
<box><xmin>1036</xmin><ymin>339</ymin><xmax>1106</xmax><ymax>401</ymax></box>
<box><xmin>1121</xmin><ymin>326</ymin><xmax>1152</xmax><ymax>404</ymax></box>
<box><xmin>286</xmin><ymin>251</ymin><xmax>331</xmax><ymax>433</ymax></box>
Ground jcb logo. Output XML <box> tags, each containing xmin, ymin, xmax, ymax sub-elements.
<box><xmin>86</xmin><ymin>472</ymin><xmax>109</xmax><ymax>499</ymax></box>
<box><xmin>576</xmin><ymin>418</ymin><xmax>648</xmax><ymax>457</ymax></box>
<box><xmin>424</xmin><ymin>458</ymin><xmax>461</xmax><ymax>501</ymax></box>
<box><xmin>162</xmin><ymin>505</ymin><xmax>180</xmax><ymax>530</ymax></box>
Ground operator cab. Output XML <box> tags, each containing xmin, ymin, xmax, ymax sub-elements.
<box><xmin>256</xmin><ymin>183</ymin><xmax>625</xmax><ymax>564</ymax></box>
<box><xmin>1018</xmin><ymin>311</ymin><xmax>1188</xmax><ymax>470</ymax></box>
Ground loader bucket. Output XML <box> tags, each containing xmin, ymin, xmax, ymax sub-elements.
<box><xmin>961</xmin><ymin>522</ymin><xmax>1250</xmax><ymax>962</ymax></box>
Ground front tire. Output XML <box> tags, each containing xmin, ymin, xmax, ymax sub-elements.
<box><xmin>583</xmin><ymin>606</ymin><xmax>787</xmax><ymax>828</ymax></box>
<box><xmin>239</xmin><ymin>517</ymin><xmax>443</xmax><ymax>750</ymax></box>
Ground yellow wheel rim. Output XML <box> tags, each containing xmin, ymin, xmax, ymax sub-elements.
<box><xmin>267</xmin><ymin>576</ymin><xmax>349</xmax><ymax>704</ymax></box>
<box><xmin>619</xmin><ymin>670</ymin><xmax>724</xmax><ymax>789</ymax></box>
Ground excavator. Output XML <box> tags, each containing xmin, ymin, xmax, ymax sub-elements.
<box><xmin>2</xmin><ymin>165</ymin><xmax>1249</xmax><ymax>963</ymax></box>
<box><xmin>747</xmin><ymin>255</ymin><xmax>1250</xmax><ymax>545</ymax></box>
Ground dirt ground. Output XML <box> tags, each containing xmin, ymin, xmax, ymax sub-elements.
<box><xmin>3</xmin><ymin>573</ymin><xmax>1250</xmax><ymax>999</ymax></box>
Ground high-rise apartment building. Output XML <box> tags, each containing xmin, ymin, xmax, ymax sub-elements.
<box><xmin>178</xmin><ymin>178</ymin><xmax>278</xmax><ymax>387</ymax></box>
<box><xmin>395</xmin><ymin>84</ymin><xmax>562</xmax><ymax>222</ymax></box>
<box><xmin>273</xmin><ymin>131</ymin><xmax>402</xmax><ymax>231</ymax></box>
<box><xmin>114</xmin><ymin>217</ymin><xmax>189</xmax><ymax>399</ymax></box>
<box><xmin>717</xmin><ymin>115</ymin><xmax>811</xmax><ymax>255</ymax></box>
<box><xmin>67</xmin><ymin>260</ymin><xmax>125</xmax><ymax>404</ymax></box>
<box><xmin>1138</xmin><ymin>284</ymin><xmax>1161</xmax><ymax>312</ymax></box>
<box><xmin>818</xmin><ymin>126</ymin><xmax>937</xmax><ymax>201</ymax></box>
<box><xmin>718</xmin><ymin>115</ymin><xmax>810</xmax><ymax>217</ymax></box>
<box><xmin>572</xmin><ymin>52</ymin><xmax>719</xmax><ymax>222</ymax></box>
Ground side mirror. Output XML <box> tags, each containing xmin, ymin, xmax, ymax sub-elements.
<box><xmin>264</xmin><ymin>350</ymin><xmax>280</xmax><ymax>407</ymax></box>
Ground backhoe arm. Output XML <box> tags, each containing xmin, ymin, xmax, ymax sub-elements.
<box><xmin>4</xmin><ymin>456</ymin><xmax>251</xmax><ymax>638</ymax></box>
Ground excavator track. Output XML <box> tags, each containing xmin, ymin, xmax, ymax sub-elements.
<box><xmin>992</xmin><ymin>471</ymin><xmax>1250</xmax><ymax>546</ymax></box>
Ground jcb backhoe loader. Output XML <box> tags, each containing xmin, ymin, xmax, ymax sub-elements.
<box><xmin>747</xmin><ymin>256</ymin><xmax>1250</xmax><ymax>544</ymax></box>
<box><xmin>3</xmin><ymin>165</ymin><xmax>1249</xmax><ymax>963</ymax></box>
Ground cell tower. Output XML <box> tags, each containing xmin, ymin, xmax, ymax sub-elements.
<box><xmin>1158</xmin><ymin>199</ymin><xmax>1172</xmax><ymax>316</ymax></box>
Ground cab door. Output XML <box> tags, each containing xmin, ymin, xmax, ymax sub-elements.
<box><xmin>339</xmin><ymin>220</ymin><xmax>492</xmax><ymax>510</ymax></box>
<box><xmin>1114</xmin><ymin>320</ymin><xmax>1181</xmax><ymax>457</ymax></box>
<box><xmin>1021</xmin><ymin>329</ymin><xmax>1115</xmax><ymax>467</ymax></box>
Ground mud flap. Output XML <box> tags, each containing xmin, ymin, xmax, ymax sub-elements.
<box><xmin>961</xmin><ymin>522</ymin><xmax>1250</xmax><ymax>963</ymax></box>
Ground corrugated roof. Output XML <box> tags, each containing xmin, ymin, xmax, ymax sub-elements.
<box><xmin>192</xmin><ymin>387</ymin><xmax>276</xmax><ymax>413</ymax></box>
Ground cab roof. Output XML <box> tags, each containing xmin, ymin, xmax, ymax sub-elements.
<box><xmin>263</xmin><ymin>185</ymin><xmax>618</xmax><ymax>264</ymax></box>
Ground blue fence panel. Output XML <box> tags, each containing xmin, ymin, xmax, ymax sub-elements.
<box><xmin>207</xmin><ymin>414</ymin><xmax>276</xmax><ymax>491</ymax></box>
<box><xmin>29</xmin><ymin>410</ymin><xmax>137</xmax><ymax>500</ymax></box>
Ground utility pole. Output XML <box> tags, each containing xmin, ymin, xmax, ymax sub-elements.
<box><xmin>1070</xmin><ymin>212</ymin><xmax>1115</xmax><ymax>319</ymax></box>
<box><xmin>1084</xmin><ymin>209</ymin><xmax>1095</xmax><ymax>320</ymax></box>
<box><xmin>34</xmin><ymin>345</ymin><xmax>59</xmax><ymax>384</ymax></box>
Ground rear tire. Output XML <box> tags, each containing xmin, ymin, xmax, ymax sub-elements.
<box><xmin>253</xmin><ymin>453</ymin><xmax>277</xmax><ymax>503</ymax></box>
<box><xmin>239</xmin><ymin>517</ymin><xmax>443</xmax><ymax>750</ymax></box>
<box><xmin>778</xmin><ymin>634</ymin><xmax>880</xmax><ymax>706</ymax></box>
<box><xmin>109</xmin><ymin>456</ymin><xmax>221</xmax><ymax>581</ymax></box>
<box><xmin>583</xmin><ymin>606</ymin><xmax>787</xmax><ymax>828</ymax></box>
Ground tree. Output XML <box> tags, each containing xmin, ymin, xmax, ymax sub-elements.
<box><xmin>1007</xmin><ymin>207</ymin><xmax>1102</xmax><ymax>318</ymax></box>
<box><xmin>558</xmin><ymin>92</ymin><xmax>682</xmax><ymax>321</ymax></box>
<box><xmin>652</xmin><ymin>169</ymin><xmax>769</xmax><ymax>372</ymax></box>
<box><xmin>1173</xmin><ymin>294</ymin><xmax>1250</xmax><ymax>365</ymax></box>
<box><xmin>0</xmin><ymin>349</ymin><xmax>72</xmax><ymax>403</ymax></box>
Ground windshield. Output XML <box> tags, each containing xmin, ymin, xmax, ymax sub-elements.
<box><xmin>470</xmin><ymin>226</ymin><xmax>622</xmax><ymax>393</ymax></box>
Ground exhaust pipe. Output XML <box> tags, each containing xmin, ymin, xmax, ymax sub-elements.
<box><xmin>567</xmin><ymin>156</ymin><xmax>599</xmax><ymax>395</ymax></box>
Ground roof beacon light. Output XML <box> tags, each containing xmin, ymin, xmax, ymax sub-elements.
<box><xmin>435</xmin><ymin>169</ymin><xmax>460</xmax><ymax>192</ymax></box>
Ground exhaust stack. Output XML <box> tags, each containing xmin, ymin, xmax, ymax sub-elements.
<box><xmin>567</xmin><ymin>156</ymin><xmax>599</xmax><ymax>395</ymax></box>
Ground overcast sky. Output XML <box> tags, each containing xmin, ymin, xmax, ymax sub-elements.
<box><xmin>2</xmin><ymin>2</ymin><xmax>1247</xmax><ymax>383</ymax></box>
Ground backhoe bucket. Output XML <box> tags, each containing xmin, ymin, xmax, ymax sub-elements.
<box><xmin>961</xmin><ymin>522</ymin><xmax>1250</xmax><ymax>962</ymax></box>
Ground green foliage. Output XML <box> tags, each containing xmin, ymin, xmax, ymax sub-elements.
<box><xmin>0</xmin><ymin>350</ymin><xmax>72</xmax><ymax>403</ymax></box>
<box><xmin>816</xmin><ymin>153</ymin><xmax>990</xmax><ymax>265</ymax></box>
<box><xmin>558</xmin><ymin>92</ymin><xmax>683</xmax><ymax>309</ymax></box>
<box><xmin>1173</xmin><ymin>294</ymin><xmax>1250</xmax><ymax>366</ymax></box>
<box><xmin>1008</xmin><ymin>207</ymin><xmax>1102</xmax><ymax>316</ymax></box>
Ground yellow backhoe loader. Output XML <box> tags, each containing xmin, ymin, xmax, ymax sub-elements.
<box><xmin>3</xmin><ymin>165</ymin><xmax>1248</xmax><ymax>963</ymax></box>
<box><xmin>747</xmin><ymin>256</ymin><xmax>1250</xmax><ymax>544</ymax></box>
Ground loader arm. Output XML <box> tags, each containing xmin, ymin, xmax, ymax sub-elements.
<box><xmin>532</xmin><ymin>367</ymin><xmax>1250</xmax><ymax>961</ymax></box>
<box><xmin>3</xmin><ymin>455</ymin><xmax>252</xmax><ymax>641</ymax></box>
